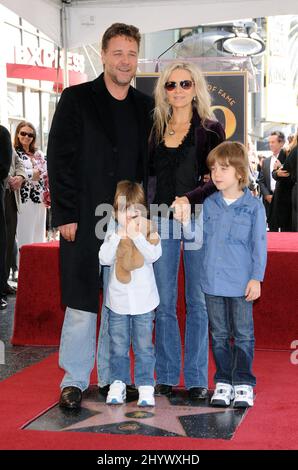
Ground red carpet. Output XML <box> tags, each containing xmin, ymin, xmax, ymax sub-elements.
<box><xmin>0</xmin><ymin>350</ymin><xmax>297</xmax><ymax>450</ymax></box>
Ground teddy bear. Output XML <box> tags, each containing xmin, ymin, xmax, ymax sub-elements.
<box><xmin>115</xmin><ymin>219</ymin><xmax>159</xmax><ymax>283</ymax></box>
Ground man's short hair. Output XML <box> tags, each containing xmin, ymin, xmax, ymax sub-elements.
<box><xmin>101</xmin><ymin>23</ymin><xmax>141</xmax><ymax>51</ymax></box>
<box><xmin>270</xmin><ymin>131</ymin><xmax>285</xmax><ymax>143</ymax></box>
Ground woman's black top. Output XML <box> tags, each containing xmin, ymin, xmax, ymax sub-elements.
<box><xmin>152</xmin><ymin>124</ymin><xmax>198</xmax><ymax>206</ymax></box>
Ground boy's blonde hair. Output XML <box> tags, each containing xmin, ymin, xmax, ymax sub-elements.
<box><xmin>207</xmin><ymin>141</ymin><xmax>249</xmax><ymax>189</ymax></box>
<box><xmin>113</xmin><ymin>180</ymin><xmax>147</xmax><ymax>217</ymax></box>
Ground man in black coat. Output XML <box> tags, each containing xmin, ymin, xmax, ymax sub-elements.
<box><xmin>0</xmin><ymin>125</ymin><xmax>12</xmax><ymax>309</ymax></box>
<box><xmin>47</xmin><ymin>23</ymin><xmax>153</xmax><ymax>409</ymax></box>
<box><xmin>258</xmin><ymin>131</ymin><xmax>286</xmax><ymax>229</ymax></box>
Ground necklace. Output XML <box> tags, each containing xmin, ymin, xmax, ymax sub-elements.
<box><xmin>167</xmin><ymin>120</ymin><xmax>191</xmax><ymax>136</ymax></box>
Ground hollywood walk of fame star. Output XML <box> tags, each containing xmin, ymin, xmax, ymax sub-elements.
<box><xmin>61</xmin><ymin>395</ymin><xmax>237</xmax><ymax>437</ymax></box>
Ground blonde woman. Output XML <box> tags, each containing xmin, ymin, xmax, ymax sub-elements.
<box><xmin>149</xmin><ymin>61</ymin><xmax>225</xmax><ymax>399</ymax></box>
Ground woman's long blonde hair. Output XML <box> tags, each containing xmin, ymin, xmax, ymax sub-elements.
<box><xmin>152</xmin><ymin>61</ymin><xmax>214</xmax><ymax>143</ymax></box>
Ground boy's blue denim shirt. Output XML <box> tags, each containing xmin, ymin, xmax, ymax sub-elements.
<box><xmin>201</xmin><ymin>186</ymin><xmax>267</xmax><ymax>297</ymax></box>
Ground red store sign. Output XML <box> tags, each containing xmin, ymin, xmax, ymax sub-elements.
<box><xmin>6</xmin><ymin>46</ymin><xmax>87</xmax><ymax>88</ymax></box>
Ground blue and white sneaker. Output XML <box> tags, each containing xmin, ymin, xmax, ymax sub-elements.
<box><xmin>106</xmin><ymin>380</ymin><xmax>126</xmax><ymax>405</ymax></box>
<box><xmin>137</xmin><ymin>386</ymin><xmax>155</xmax><ymax>407</ymax></box>
<box><xmin>211</xmin><ymin>382</ymin><xmax>234</xmax><ymax>407</ymax></box>
<box><xmin>233</xmin><ymin>385</ymin><xmax>254</xmax><ymax>408</ymax></box>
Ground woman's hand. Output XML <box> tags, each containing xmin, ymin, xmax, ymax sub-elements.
<box><xmin>9</xmin><ymin>175</ymin><xmax>24</xmax><ymax>191</ymax></box>
<box><xmin>32</xmin><ymin>168</ymin><xmax>41</xmax><ymax>181</ymax></box>
<box><xmin>171</xmin><ymin>196</ymin><xmax>191</xmax><ymax>224</ymax></box>
<box><xmin>276</xmin><ymin>168</ymin><xmax>290</xmax><ymax>178</ymax></box>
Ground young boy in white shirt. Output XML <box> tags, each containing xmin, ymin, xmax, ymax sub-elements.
<box><xmin>99</xmin><ymin>180</ymin><xmax>161</xmax><ymax>407</ymax></box>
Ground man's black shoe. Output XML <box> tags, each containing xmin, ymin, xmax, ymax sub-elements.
<box><xmin>188</xmin><ymin>387</ymin><xmax>208</xmax><ymax>400</ymax></box>
<box><xmin>59</xmin><ymin>386</ymin><xmax>82</xmax><ymax>409</ymax></box>
<box><xmin>126</xmin><ymin>384</ymin><xmax>138</xmax><ymax>400</ymax></box>
<box><xmin>3</xmin><ymin>284</ymin><xmax>17</xmax><ymax>295</ymax></box>
<box><xmin>155</xmin><ymin>384</ymin><xmax>173</xmax><ymax>395</ymax></box>
<box><xmin>98</xmin><ymin>384</ymin><xmax>110</xmax><ymax>397</ymax></box>
<box><xmin>0</xmin><ymin>298</ymin><xmax>7</xmax><ymax>310</ymax></box>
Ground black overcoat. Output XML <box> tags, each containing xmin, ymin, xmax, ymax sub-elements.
<box><xmin>47</xmin><ymin>74</ymin><xmax>153</xmax><ymax>312</ymax></box>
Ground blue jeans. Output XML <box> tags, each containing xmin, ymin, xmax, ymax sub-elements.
<box><xmin>60</xmin><ymin>220</ymin><xmax>115</xmax><ymax>391</ymax></box>
<box><xmin>108</xmin><ymin>310</ymin><xmax>155</xmax><ymax>387</ymax></box>
<box><xmin>205</xmin><ymin>294</ymin><xmax>256</xmax><ymax>387</ymax></box>
<box><xmin>97</xmin><ymin>265</ymin><xmax>113</xmax><ymax>387</ymax></box>
<box><xmin>59</xmin><ymin>307</ymin><xmax>97</xmax><ymax>391</ymax></box>
<box><xmin>153</xmin><ymin>217</ymin><xmax>208</xmax><ymax>389</ymax></box>
<box><xmin>60</xmin><ymin>266</ymin><xmax>112</xmax><ymax>390</ymax></box>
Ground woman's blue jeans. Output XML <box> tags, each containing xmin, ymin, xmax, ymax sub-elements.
<box><xmin>153</xmin><ymin>217</ymin><xmax>208</xmax><ymax>389</ymax></box>
<box><xmin>108</xmin><ymin>310</ymin><xmax>155</xmax><ymax>387</ymax></box>
<box><xmin>205</xmin><ymin>294</ymin><xmax>256</xmax><ymax>387</ymax></box>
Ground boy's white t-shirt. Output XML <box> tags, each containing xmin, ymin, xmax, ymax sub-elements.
<box><xmin>223</xmin><ymin>197</ymin><xmax>238</xmax><ymax>206</ymax></box>
<box><xmin>99</xmin><ymin>232</ymin><xmax>162</xmax><ymax>315</ymax></box>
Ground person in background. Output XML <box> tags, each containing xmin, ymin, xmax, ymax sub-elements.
<box><xmin>0</xmin><ymin>125</ymin><xmax>12</xmax><ymax>310</ymax></box>
<box><xmin>257</xmin><ymin>131</ymin><xmax>286</xmax><ymax>228</ymax></box>
<box><xmin>99</xmin><ymin>181</ymin><xmax>161</xmax><ymax>407</ymax></box>
<box><xmin>149</xmin><ymin>61</ymin><xmax>225</xmax><ymax>399</ymax></box>
<box><xmin>282</xmin><ymin>131</ymin><xmax>298</xmax><ymax>231</ymax></box>
<box><xmin>47</xmin><ymin>23</ymin><xmax>153</xmax><ymax>409</ymax></box>
<box><xmin>201</xmin><ymin>141</ymin><xmax>267</xmax><ymax>408</ymax></box>
<box><xmin>14</xmin><ymin>121</ymin><xmax>48</xmax><ymax>249</ymax></box>
<box><xmin>268</xmin><ymin>132</ymin><xmax>297</xmax><ymax>232</ymax></box>
<box><xmin>247</xmin><ymin>139</ymin><xmax>260</xmax><ymax>197</ymax></box>
<box><xmin>3</xmin><ymin>150</ymin><xmax>26</xmax><ymax>296</ymax></box>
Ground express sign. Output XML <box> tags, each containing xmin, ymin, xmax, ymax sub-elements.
<box><xmin>14</xmin><ymin>46</ymin><xmax>85</xmax><ymax>74</ymax></box>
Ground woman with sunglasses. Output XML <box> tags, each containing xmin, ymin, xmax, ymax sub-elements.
<box><xmin>14</xmin><ymin>121</ymin><xmax>48</xmax><ymax>250</ymax></box>
<box><xmin>149</xmin><ymin>61</ymin><xmax>225</xmax><ymax>399</ymax></box>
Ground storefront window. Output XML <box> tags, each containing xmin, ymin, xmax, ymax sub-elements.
<box><xmin>3</xmin><ymin>23</ymin><xmax>21</xmax><ymax>64</ymax></box>
<box><xmin>7</xmin><ymin>82</ymin><xmax>24</xmax><ymax>118</ymax></box>
<box><xmin>24</xmin><ymin>87</ymin><xmax>41</xmax><ymax>146</ymax></box>
<box><xmin>41</xmin><ymin>92</ymin><xmax>57</xmax><ymax>152</ymax></box>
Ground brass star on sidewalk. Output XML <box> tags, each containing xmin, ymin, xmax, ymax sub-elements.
<box><xmin>62</xmin><ymin>395</ymin><xmax>235</xmax><ymax>437</ymax></box>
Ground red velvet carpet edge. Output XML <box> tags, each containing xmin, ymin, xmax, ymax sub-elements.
<box><xmin>0</xmin><ymin>350</ymin><xmax>297</xmax><ymax>450</ymax></box>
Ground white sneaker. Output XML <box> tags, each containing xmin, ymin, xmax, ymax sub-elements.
<box><xmin>211</xmin><ymin>382</ymin><xmax>234</xmax><ymax>407</ymax></box>
<box><xmin>137</xmin><ymin>385</ymin><xmax>155</xmax><ymax>407</ymax></box>
<box><xmin>106</xmin><ymin>380</ymin><xmax>126</xmax><ymax>405</ymax></box>
<box><xmin>233</xmin><ymin>385</ymin><xmax>254</xmax><ymax>408</ymax></box>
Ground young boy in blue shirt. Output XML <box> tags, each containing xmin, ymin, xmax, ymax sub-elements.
<box><xmin>201</xmin><ymin>141</ymin><xmax>267</xmax><ymax>408</ymax></box>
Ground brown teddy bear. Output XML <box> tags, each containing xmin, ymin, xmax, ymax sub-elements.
<box><xmin>115</xmin><ymin>219</ymin><xmax>159</xmax><ymax>283</ymax></box>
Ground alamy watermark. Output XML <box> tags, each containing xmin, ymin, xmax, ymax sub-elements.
<box><xmin>94</xmin><ymin>201</ymin><xmax>203</xmax><ymax>251</ymax></box>
<box><xmin>0</xmin><ymin>340</ymin><xmax>5</xmax><ymax>365</ymax></box>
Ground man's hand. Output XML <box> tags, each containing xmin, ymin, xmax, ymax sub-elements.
<box><xmin>59</xmin><ymin>223</ymin><xmax>78</xmax><ymax>242</ymax></box>
<box><xmin>171</xmin><ymin>196</ymin><xmax>191</xmax><ymax>224</ymax></box>
<box><xmin>264</xmin><ymin>194</ymin><xmax>273</xmax><ymax>203</ymax></box>
<box><xmin>245</xmin><ymin>279</ymin><xmax>261</xmax><ymax>302</ymax></box>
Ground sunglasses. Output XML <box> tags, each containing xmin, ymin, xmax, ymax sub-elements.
<box><xmin>164</xmin><ymin>80</ymin><xmax>194</xmax><ymax>91</ymax></box>
<box><xmin>19</xmin><ymin>131</ymin><xmax>34</xmax><ymax>138</ymax></box>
